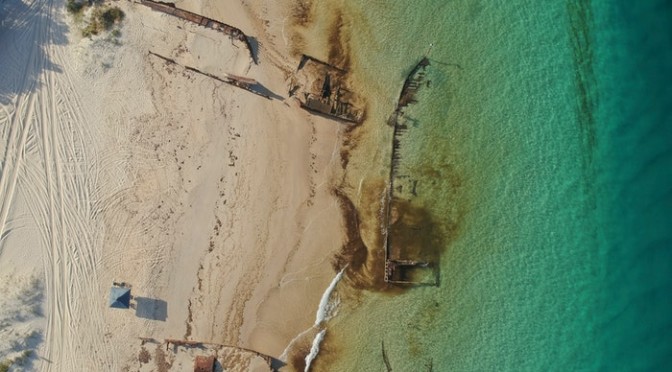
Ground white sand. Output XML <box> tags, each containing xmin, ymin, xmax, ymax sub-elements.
<box><xmin>0</xmin><ymin>0</ymin><xmax>347</xmax><ymax>370</ymax></box>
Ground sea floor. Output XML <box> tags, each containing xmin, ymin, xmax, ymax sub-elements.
<box><xmin>307</xmin><ymin>0</ymin><xmax>672</xmax><ymax>370</ymax></box>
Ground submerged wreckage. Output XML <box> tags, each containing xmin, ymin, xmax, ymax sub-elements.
<box><xmin>289</xmin><ymin>55</ymin><xmax>365</xmax><ymax>124</ymax></box>
<box><xmin>384</xmin><ymin>57</ymin><xmax>438</xmax><ymax>285</ymax></box>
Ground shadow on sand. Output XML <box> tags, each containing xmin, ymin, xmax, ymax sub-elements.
<box><xmin>135</xmin><ymin>297</ymin><xmax>168</xmax><ymax>321</ymax></box>
<box><xmin>249</xmin><ymin>81</ymin><xmax>284</xmax><ymax>100</ymax></box>
<box><xmin>0</xmin><ymin>0</ymin><xmax>68</xmax><ymax>105</ymax></box>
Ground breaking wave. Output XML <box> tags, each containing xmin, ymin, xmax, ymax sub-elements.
<box><xmin>304</xmin><ymin>329</ymin><xmax>326</xmax><ymax>372</ymax></box>
<box><xmin>315</xmin><ymin>266</ymin><xmax>346</xmax><ymax>326</ymax></box>
<box><xmin>280</xmin><ymin>267</ymin><xmax>347</xmax><ymax>368</ymax></box>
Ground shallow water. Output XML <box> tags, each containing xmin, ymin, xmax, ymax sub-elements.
<box><xmin>309</xmin><ymin>0</ymin><xmax>672</xmax><ymax>370</ymax></box>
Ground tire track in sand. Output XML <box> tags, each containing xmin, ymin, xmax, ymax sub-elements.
<box><xmin>0</xmin><ymin>0</ymin><xmax>43</xmax><ymax>253</ymax></box>
<box><xmin>0</xmin><ymin>0</ymin><xmax>112</xmax><ymax>370</ymax></box>
<box><xmin>40</xmin><ymin>1</ymin><xmax>112</xmax><ymax>369</ymax></box>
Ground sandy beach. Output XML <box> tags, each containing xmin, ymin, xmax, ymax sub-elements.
<box><xmin>0</xmin><ymin>0</ymin><xmax>353</xmax><ymax>370</ymax></box>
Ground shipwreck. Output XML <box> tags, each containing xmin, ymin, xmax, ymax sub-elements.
<box><xmin>383</xmin><ymin>57</ymin><xmax>438</xmax><ymax>285</ymax></box>
<box><xmin>289</xmin><ymin>55</ymin><xmax>364</xmax><ymax>124</ymax></box>
<box><xmin>139</xmin><ymin>0</ymin><xmax>257</xmax><ymax>64</ymax></box>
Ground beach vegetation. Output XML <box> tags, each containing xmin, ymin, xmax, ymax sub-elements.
<box><xmin>0</xmin><ymin>349</ymin><xmax>34</xmax><ymax>371</ymax></box>
<box><xmin>82</xmin><ymin>6</ymin><xmax>125</xmax><ymax>37</ymax></box>
<box><xmin>14</xmin><ymin>350</ymin><xmax>34</xmax><ymax>365</ymax></box>
<box><xmin>99</xmin><ymin>7</ymin><xmax>125</xmax><ymax>29</ymax></box>
<box><xmin>66</xmin><ymin>0</ymin><xmax>86</xmax><ymax>15</ymax></box>
<box><xmin>66</xmin><ymin>0</ymin><xmax>125</xmax><ymax>39</ymax></box>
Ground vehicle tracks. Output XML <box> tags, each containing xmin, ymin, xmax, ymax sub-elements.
<box><xmin>0</xmin><ymin>0</ymin><xmax>114</xmax><ymax>370</ymax></box>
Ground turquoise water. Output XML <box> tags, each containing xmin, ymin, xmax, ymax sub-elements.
<box><xmin>304</xmin><ymin>0</ymin><xmax>671</xmax><ymax>371</ymax></box>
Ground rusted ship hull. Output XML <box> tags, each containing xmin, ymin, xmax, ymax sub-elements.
<box><xmin>139</xmin><ymin>0</ymin><xmax>257</xmax><ymax>64</ymax></box>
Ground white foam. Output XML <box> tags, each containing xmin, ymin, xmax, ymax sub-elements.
<box><xmin>304</xmin><ymin>329</ymin><xmax>326</xmax><ymax>372</ymax></box>
<box><xmin>315</xmin><ymin>267</ymin><xmax>346</xmax><ymax>326</ymax></box>
<box><xmin>279</xmin><ymin>268</ymin><xmax>347</xmax><ymax>365</ymax></box>
<box><xmin>278</xmin><ymin>326</ymin><xmax>314</xmax><ymax>362</ymax></box>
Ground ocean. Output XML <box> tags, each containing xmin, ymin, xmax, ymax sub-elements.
<box><xmin>303</xmin><ymin>0</ymin><xmax>672</xmax><ymax>371</ymax></box>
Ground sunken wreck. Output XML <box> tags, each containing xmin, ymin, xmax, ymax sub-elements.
<box><xmin>383</xmin><ymin>57</ymin><xmax>438</xmax><ymax>285</ymax></box>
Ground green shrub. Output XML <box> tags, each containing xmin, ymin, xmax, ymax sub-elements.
<box><xmin>66</xmin><ymin>0</ymin><xmax>85</xmax><ymax>14</ymax></box>
<box><xmin>0</xmin><ymin>360</ymin><xmax>11</xmax><ymax>372</ymax></box>
<box><xmin>82</xmin><ymin>6</ymin><xmax>125</xmax><ymax>37</ymax></box>
<box><xmin>100</xmin><ymin>7</ymin><xmax>125</xmax><ymax>28</ymax></box>
<box><xmin>82</xmin><ymin>21</ymin><xmax>100</xmax><ymax>37</ymax></box>
<box><xmin>15</xmin><ymin>350</ymin><xmax>33</xmax><ymax>365</ymax></box>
